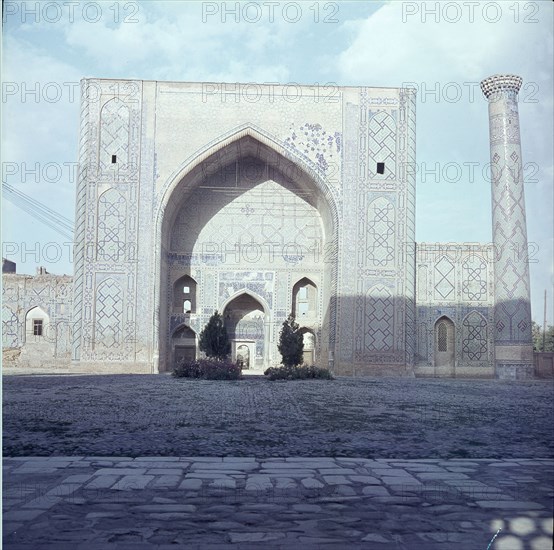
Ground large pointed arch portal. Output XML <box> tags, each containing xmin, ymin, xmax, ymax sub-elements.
<box><xmin>153</xmin><ymin>126</ymin><xmax>339</xmax><ymax>372</ymax></box>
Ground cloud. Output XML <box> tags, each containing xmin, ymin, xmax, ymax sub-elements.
<box><xmin>3</xmin><ymin>35</ymin><xmax>82</xmax><ymax>162</ymax></box>
<box><xmin>57</xmin><ymin>2</ymin><xmax>304</xmax><ymax>82</ymax></box>
<box><xmin>335</xmin><ymin>1</ymin><xmax>552</xmax><ymax>85</ymax></box>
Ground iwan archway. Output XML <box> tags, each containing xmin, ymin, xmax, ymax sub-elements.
<box><xmin>153</xmin><ymin>126</ymin><xmax>339</xmax><ymax>372</ymax></box>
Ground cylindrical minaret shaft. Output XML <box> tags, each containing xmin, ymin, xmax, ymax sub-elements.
<box><xmin>480</xmin><ymin>74</ymin><xmax>534</xmax><ymax>379</ymax></box>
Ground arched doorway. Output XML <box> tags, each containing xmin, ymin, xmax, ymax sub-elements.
<box><xmin>155</xmin><ymin>127</ymin><xmax>339</xmax><ymax>372</ymax></box>
<box><xmin>172</xmin><ymin>325</ymin><xmax>196</xmax><ymax>366</ymax></box>
<box><xmin>223</xmin><ymin>292</ymin><xmax>267</xmax><ymax>370</ymax></box>
<box><xmin>434</xmin><ymin>316</ymin><xmax>455</xmax><ymax>371</ymax></box>
<box><xmin>236</xmin><ymin>344</ymin><xmax>250</xmax><ymax>369</ymax></box>
<box><xmin>300</xmin><ymin>328</ymin><xmax>316</xmax><ymax>365</ymax></box>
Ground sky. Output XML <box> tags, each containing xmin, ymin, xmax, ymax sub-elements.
<box><xmin>2</xmin><ymin>0</ymin><xmax>553</xmax><ymax>323</ymax></box>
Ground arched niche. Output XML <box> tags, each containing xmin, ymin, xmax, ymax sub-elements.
<box><xmin>434</xmin><ymin>316</ymin><xmax>455</xmax><ymax>371</ymax></box>
<box><xmin>292</xmin><ymin>278</ymin><xmax>318</xmax><ymax>320</ymax></box>
<box><xmin>172</xmin><ymin>324</ymin><xmax>197</xmax><ymax>366</ymax></box>
<box><xmin>173</xmin><ymin>275</ymin><xmax>197</xmax><ymax>314</ymax></box>
<box><xmin>299</xmin><ymin>327</ymin><xmax>316</xmax><ymax>365</ymax></box>
<box><xmin>25</xmin><ymin>306</ymin><xmax>49</xmax><ymax>343</ymax></box>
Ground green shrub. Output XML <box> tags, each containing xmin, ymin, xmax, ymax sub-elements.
<box><xmin>173</xmin><ymin>358</ymin><xmax>241</xmax><ymax>380</ymax></box>
<box><xmin>264</xmin><ymin>364</ymin><xmax>334</xmax><ymax>381</ymax></box>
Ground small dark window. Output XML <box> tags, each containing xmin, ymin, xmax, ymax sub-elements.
<box><xmin>377</xmin><ymin>162</ymin><xmax>385</xmax><ymax>174</ymax></box>
<box><xmin>438</xmin><ymin>322</ymin><xmax>447</xmax><ymax>352</ymax></box>
<box><xmin>111</xmin><ymin>155</ymin><xmax>117</xmax><ymax>163</ymax></box>
<box><xmin>33</xmin><ymin>319</ymin><xmax>43</xmax><ymax>336</ymax></box>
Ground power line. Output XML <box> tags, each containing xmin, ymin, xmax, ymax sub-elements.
<box><xmin>2</xmin><ymin>183</ymin><xmax>74</xmax><ymax>240</ymax></box>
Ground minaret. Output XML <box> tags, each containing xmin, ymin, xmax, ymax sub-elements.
<box><xmin>480</xmin><ymin>74</ymin><xmax>534</xmax><ymax>379</ymax></box>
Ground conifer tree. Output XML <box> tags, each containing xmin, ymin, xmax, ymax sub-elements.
<box><xmin>278</xmin><ymin>314</ymin><xmax>304</xmax><ymax>367</ymax></box>
<box><xmin>199</xmin><ymin>310</ymin><xmax>231</xmax><ymax>359</ymax></box>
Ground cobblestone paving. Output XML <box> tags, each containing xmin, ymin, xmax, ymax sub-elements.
<box><xmin>3</xmin><ymin>375</ymin><xmax>554</xmax><ymax>457</ymax></box>
<box><xmin>3</xmin><ymin>374</ymin><xmax>553</xmax><ymax>548</ymax></box>
<box><xmin>3</xmin><ymin>457</ymin><xmax>553</xmax><ymax>549</ymax></box>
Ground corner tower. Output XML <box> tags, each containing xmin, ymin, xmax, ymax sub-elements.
<box><xmin>480</xmin><ymin>74</ymin><xmax>534</xmax><ymax>379</ymax></box>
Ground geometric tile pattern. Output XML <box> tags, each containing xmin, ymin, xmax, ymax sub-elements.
<box><xmin>462</xmin><ymin>311</ymin><xmax>488</xmax><ymax>361</ymax></box>
<box><xmin>434</xmin><ymin>256</ymin><xmax>455</xmax><ymax>300</ymax></box>
<box><xmin>71</xmin><ymin>81</ymin><xmax>91</xmax><ymax>361</ymax></box>
<box><xmin>2</xmin><ymin>305</ymin><xmax>19</xmax><ymax>348</ymax></box>
<box><xmin>99</xmin><ymin>98</ymin><xmax>130</xmax><ymax>173</ymax></box>
<box><xmin>366</xmin><ymin>197</ymin><xmax>395</xmax><ymax>266</ymax></box>
<box><xmin>94</xmin><ymin>278</ymin><xmax>123</xmax><ymax>349</ymax></box>
<box><xmin>97</xmin><ymin>189</ymin><xmax>127</xmax><ymax>261</ymax></box>
<box><xmin>364</xmin><ymin>285</ymin><xmax>394</xmax><ymax>351</ymax></box>
<box><xmin>462</xmin><ymin>257</ymin><xmax>487</xmax><ymax>301</ymax></box>
<box><xmin>97</xmin><ymin>189</ymin><xmax>127</xmax><ymax>262</ymax></box>
<box><xmin>401</xmin><ymin>90</ymin><xmax>417</xmax><ymax>369</ymax></box>
<box><xmin>368</xmin><ymin>111</ymin><xmax>396</xmax><ymax>179</ymax></box>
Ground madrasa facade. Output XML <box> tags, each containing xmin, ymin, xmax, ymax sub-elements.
<box><xmin>2</xmin><ymin>75</ymin><xmax>536</xmax><ymax>379</ymax></box>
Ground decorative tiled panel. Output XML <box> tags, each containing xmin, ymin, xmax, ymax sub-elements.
<box><xmin>415</xmin><ymin>243</ymin><xmax>495</xmax><ymax>370</ymax></box>
<box><xmin>99</xmin><ymin>98</ymin><xmax>130</xmax><ymax>173</ymax></box>
<box><xmin>367</xmin><ymin>111</ymin><xmax>396</xmax><ymax>180</ymax></box>
<box><xmin>2</xmin><ymin>274</ymin><xmax>74</xmax><ymax>355</ymax></box>
<box><xmin>97</xmin><ymin>189</ymin><xmax>127</xmax><ymax>261</ymax></box>
<box><xmin>365</xmin><ymin>196</ymin><xmax>396</xmax><ymax>267</ymax></box>
<box><xmin>462</xmin><ymin>257</ymin><xmax>488</xmax><ymax>301</ymax></box>
<box><xmin>2</xmin><ymin>305</ymin><xmax>19</xmax><ymax>348</ymax></box>
<box><xmin>462</xmin><ymin>311</ymin><xmax>488</xmax><ymax>361</ymax></box>
<box><xmin>335</xmin><ymin>97</ymin><xmax>360</xmax><ymax>365</ymax></box>
<box><xmin>73</xmin><ymin>79</ymin><xmax>143</xmax><ymax>363</ymax></box>
<box><xmin>434</xmin><ymin>256</ymin><xmax>455</xmax><ymax>301</ymax></box>
<box><xmin>364</xmin><ymin>284</ymin><xmax>394</xmax><ymax>351</ymax></box>
<box><xmin>94</xmin><ymin>277</ymin><xmax>124</xmax><ymax>349</ymax></box>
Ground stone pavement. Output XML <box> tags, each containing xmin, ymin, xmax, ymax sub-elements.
<box><xmin>5</xmin><ymin>375</ymin><xmax>553</xmax><ymax>458</ymax></box>
<box><xmin>3</xmin><ymin>457</ymin><xmax>553</xmax><ymax>549</ymax></box>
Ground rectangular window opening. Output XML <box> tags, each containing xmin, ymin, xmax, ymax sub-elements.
<box><xmin>111</xmin><ymin>155</ymin><xmax>117</xmax><ymax>164</ymax></box>
<box><xmin>183</xmin><ymin>286</ymin><xmax>190</xmax><ymax>294</ymax></box>
<box><xmin>377</xmin><ymin>162</ymin><xmax>385</xmax><ymax>175</ymax></box>
<box><xmin>33</xmin><ymin>319</ymin><xmax>43</xmax><ymax>336</ymax></box>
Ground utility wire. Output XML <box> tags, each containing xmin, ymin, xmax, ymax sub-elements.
<box><xmin>2</xmin><ymin>183</ymin><xmax>74</xmax><ymax>240</ymax></box>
